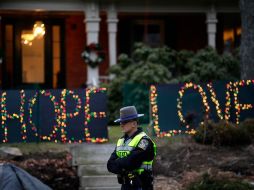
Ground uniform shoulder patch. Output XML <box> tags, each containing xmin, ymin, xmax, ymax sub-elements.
<box><xmin>137</xmin><ymin>138</ymin><xmax>149</xmax><ymax>150</ymax></box>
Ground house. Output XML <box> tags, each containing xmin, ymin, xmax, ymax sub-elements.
<box><xmin>0</xmin><ymin>0</ymin><xmax>240</xmax><ymax>89</ymax></box>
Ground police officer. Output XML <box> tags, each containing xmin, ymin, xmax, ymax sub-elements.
<box><xmin>107</xmin><ymin>106</ymin><xmax>156</xmax><ymax>190</ymax></box>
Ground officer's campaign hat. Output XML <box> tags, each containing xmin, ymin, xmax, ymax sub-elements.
<box><xmin>114</xmin><ymin>106</ymin><xmax>144</xmax><ymax>123</ymax></box>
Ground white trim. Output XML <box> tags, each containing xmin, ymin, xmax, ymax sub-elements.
<box><xmin>0</xmin><ymin>0</ymin><xmax>239</xmax><ymax>13</ymax></box>
<box><xmin>107</xmin><ymin>4</ymin><xmax>118</xmax><ymax>69</ymax></box>
<box><xmin>84</xmin><ymin>2</ymin><xmax>100</xmax><ymax>87</ymax></box>
<box><xmin>114</xmin><ymin>7</ymin><xmax>239</xmax><ymax>13</ymax></box>
<box><xmin>0</xmin><ymin>1</ymin><xmax>86</xmax><ymax>11</ymax></box>
<box><xmin>100</xmin><ymin>1</ymin><xmax>239</xmax><ymax>13</ymax></box>
<box><xmin>206</xmin><ymin>7</ymin><xmax>218</xmax><ymax>48</ymax></box>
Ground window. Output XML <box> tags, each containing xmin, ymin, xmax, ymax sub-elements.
<box><xmin>132</xmin><ymin>20</ymin><xmax>165</xmax><ymax>47</ymax></box>
<box><xmin>223</xmin><ymin>27</ymin><xmax>241</xmax><ymax>52</ymax></box>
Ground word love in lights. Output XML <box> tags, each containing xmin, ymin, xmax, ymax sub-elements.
<box><xmin>150</xmin><ymin>80</ymin><xmax>254</xmax><ymax>137</ymax></box>
<box><xmin>0</xmin><ymin>88</ymin><xmax>107</xmax><ymax>143</ymax></box>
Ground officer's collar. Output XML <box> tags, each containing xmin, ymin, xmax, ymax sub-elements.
<box><xmin>123</xmin><ymin>127</ymin><xmax>143</xmax><ymax>140</ymax></box>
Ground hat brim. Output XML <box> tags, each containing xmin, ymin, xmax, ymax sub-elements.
<box><xmin>114</xmin><ymin>114</ymin><xmax>144</xmax><ymax>123</ymax></box>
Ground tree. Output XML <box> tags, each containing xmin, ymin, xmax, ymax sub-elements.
<box><xmin>240</xmin><ymin>0</ymin><xmax>254</xmax><ymax>79</ymax></box>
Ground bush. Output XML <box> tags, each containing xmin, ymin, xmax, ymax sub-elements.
<box><xmin>107</xmin><ymin>43</ymin><xmax>173</xmax><ymax>123</ymax></box>
<box><xmin>106</xmin><ymin>44</ymin><xmax>240</xmax><ymax>123</ymax></box>
<box><xmin>193</xmin><ymin>120</ymin><xmax>214</xmax><ymax>145</ymax></box>
<box><xmin>194</xmin><ymin>120</ymin><xmax>252</xmax><ymax>146</ymax></box>
<box><xmin>239</xmin><ymin>118</ymin><xmax>254</xmax><ymax>139</ymax></box>
<box><xmin>180</xmin><ymin>47</ymin><xmax>240</xmax><ymax>83</ymax></box>
<box><xmin>187</xmin><ymin>173</ymin><xmax>254</xmax><ymax>190</ymax></box>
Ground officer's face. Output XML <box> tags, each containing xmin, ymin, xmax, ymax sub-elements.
<box><xmin>120</xmin><ymin>120</ymin><xmax>137</xmax><ymax>134</ymax></box>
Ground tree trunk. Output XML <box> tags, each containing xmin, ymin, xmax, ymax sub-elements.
<box><xmin>240</xmin><ymin>0</ymin><xmax>254</xmax><ymax>79</ymax></box>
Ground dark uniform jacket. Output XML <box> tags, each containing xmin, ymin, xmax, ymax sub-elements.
<box><xmin>107</xmin><ymin>127</ymin><xmax>155</xmax><ymax>190</ymax></box>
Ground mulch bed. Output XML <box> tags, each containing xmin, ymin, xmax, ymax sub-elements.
<box><xmin>0</xmin><ymin>151</ymin><xmax>79</xmax><ymax>190</ymax></box>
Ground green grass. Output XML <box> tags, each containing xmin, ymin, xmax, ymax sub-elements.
<box><xmin>108</xmin><ymin>124</ymin><xmax>152</xmax><ymax>143</ymax></box>
<box><xmin>0</xmin><ymin>142</ymin><xmax>69</xmax><ymax>154</ymax></box>
<box><xmin>107</xmin><ymin>126</ymin><xmax>121</xmax><ymax>143</ymax></box>
<box><xmin>0</xmin><ymin>124</ymin><xmax>189</xmax><ymax>153</ymax></box>
<box><xmin>107</xmin><ymin>124</ymin><xmax>190</xmax><ymax>146</ymax></box>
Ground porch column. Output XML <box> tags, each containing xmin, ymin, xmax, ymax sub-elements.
<box><xmin>84</xmin><ymin>2</ymin><xmax>100</xmax><ymax>86</ymax></box>
<box><xmin>107</xmin><ymin>4</ymin><xmax>118</xmax><ymax>69</ymax></box>
<box><xmin>206</xmin><ymin>7</ymin><xmax>217</xmax><ymax>48</ymax></box>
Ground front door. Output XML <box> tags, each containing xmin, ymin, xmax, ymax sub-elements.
<box><xmin>16</xmin><ymin>21</ymin><xmax>47</xmax><ymax>88</ymax></box>
<box><xmin>2</xmin><ymin>17</ymin><xmax>65</xmax><ymax>89</ymax></box>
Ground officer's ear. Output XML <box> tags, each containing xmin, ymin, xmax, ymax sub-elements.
<box><xmin>132</xmin><ymin>120</ymin><xmax>138</xmax><ymax>127</ymax></box>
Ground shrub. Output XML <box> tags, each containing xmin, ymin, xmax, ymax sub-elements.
<box><xmin>106</xmin><ymin>44</ymin><xmax>240</xmax><ymax>123</ymax></box>
<box><xmin>193</xmin><ymin>120</ymin><xmax>214</xmax><ymax>145</ymax></box>
<box><xmin>239</xmin><ymin>118</ymin><xmax>254</xmax><ymax>139</ymax></box>
<box><xmin>187</xmin><ymin>173</ymin><xmax>254</xmax><ymax>190</ymax></box>
<box><xmin>107</xmin><ymin>43</ymin><xmax>173</xmax><ymax>123</ymax></box>
<box><xmin>180</xmin><ymin>47</ymin><xmax>240</xmax><ymax>83</ymax></box>
<box><xmin>194</xmin><ymin>120</ymin><xmax>252</xmax><ymax>146</ymax></box>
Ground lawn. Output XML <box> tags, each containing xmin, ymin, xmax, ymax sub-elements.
<box><xmin>108</xmin><ymin>124</ymin><xmax>189</xmax><ymax>145</ymax></box>
<box><xmin>0</xmin><ymin>142</ymin><xmax>69</xmax><ymax>154</ymax></box>
<box><xmin>107</xmin><ymin>123</ymin><xmax>152</xmax><ymax>143</ymax></box>
<box><xmin>0</xmin><ymin>124</ymin><xmax>189</xmax><ymax>153</ymax></box>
